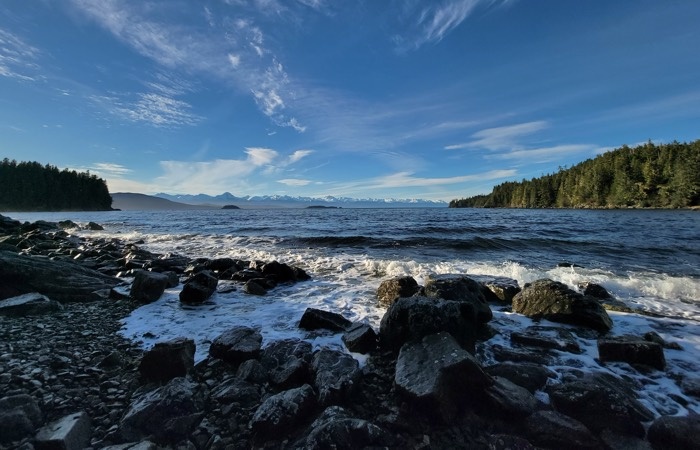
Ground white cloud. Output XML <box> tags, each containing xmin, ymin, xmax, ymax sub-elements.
<box><xmin>91</xmin><ymin>163</ymin><xmax>133</xmax><ymax>176</ymax></box>
<box><xmin>277</xmin><ymin>178</ymin><xmax>312</xmax><ymax>186</ymax></box>
<box><xmin>90</xmin><ymin>92</ymin><xmax>202</xmax><ymax>128</ymax></box>
<box><xmin>228</xmin><ymin>53</ymin><xmax>241</xmax><ymax>68</ymax></box>
<box><xmin>0</xmin><ymin>29</ymin><xmax>41</xmax><ymax>81</ymax></box>
<box><xmin>446</xmin><ymin>121</ymin><xmax>549</xmax><ymax>150</ymax></box>
<box><xmin>245</xmin><ymin>147</ymin><xmax>278</xmax><ymax>165</ymax></box>
<box><xmin>289</xmin><ymin>149</ymin><xmax>313</xmax><ymax>163</ymax></box>
<box><xmin>489</xmin><ymin>144</ymin><xmax>596</xmax><ymax>162</ymax></box>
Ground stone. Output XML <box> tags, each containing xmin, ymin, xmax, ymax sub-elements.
<box><xmin>312</xmin><ymin>348</ymin><xmax>361</xmax><ymax>406</ymax></box>
<box><xmin>236</xmin><ymin>359</ymin><xmax>269</xmax><ymax>384</ymax></box>
<box><xmin>211</xmin><ymin>377</ymin><xmax>261</xmax><ymax>406</ymax></box>
<box><xmin>342</xmin><ymin>322</ymin><xmax>377</xmax><ymax>354</ymax></box>
<box><xmin>261</xmin><ymin>339</ymin><xmax>314</xmax><ymax>389</ymax></box>
<box><xmin>209</xmin><ymin>326</ymin><xmax>262</xmax><ymax>364</ymax></box>
<box><xmin>548</xmin><ymin>372</ymin><xmax>654</xmax><ymax>437</ymax></box>
<box><xmin>484</xmin><ymin>362</ymin><xmax>555</xmax><ymax>393</ymax></box>
<box><xmin>598</xmin><ymin>335</ymin><xmax>666</xmax><ymax>370</ymax></box>
<box><xmin>179</xmin><ymin>270</ymin><xmax>217</xmax><ymax>304</ymax></box>
<box><xmin>303</xmin><ymin>406</ymin><xmax>394</xmax><ymax>450</ymax></box>
<box><xmin>511</xmin><ymin>326</ymin><xmax>581</xmax><ymax>353</ymax></box>
<box><xmin>102</xmin><ymin>442</ymin><xmax>157</xmax><ymax>450</ymax></box>
<box><xmin>376</xmin><ymin>276</ymin><xmax>420</xmax><ymax>307</ymax></box>
<box><xmin>423</xmin><ymin>273</ymin><xmax>493</xmax><ymax>323</ymax></box>
<box><xmin>647</xmin><ymin>415</ymin><xmax>700</xmax><ymax>450</ymax></box>
<box><xmin>483</xmin><ymin>376</ymin><xmax>538</xmax><ymax>418</ymax></box>
<box><xmin>379</xmin><ymin>296</ymin><xmax>479</xmax><ymax>352</ymax></box>
<box><xmin>249</xmin><ymin>384</ymin><xmax>317</xmax><ymax>438</ymax></box>
<box><xmin>299</xmin><ymin>307</ymin><xmax>352</xmax><ymax>332</ymax></box>
<box><xmin>524</xmin><ymin>411</ymin><xmax>599</xmax><ymax>450</ymax></box>
<box><xmin>129</xmin><ymin>270</ymin><xmax>170</xmax><ymax>303</ymax></box>
<box><xmin>260</xmin><ymin>261</ymin><xmax>296</xmax><ymax>282</ymax></box>
<box><xmin>138</xmin><ymin>337</ymin><xmax>195</xmax><ymax>383</ymax></box>
<box><xmin>243</xmin><ymin>279</ymin><xmax>268</xmax><ymax>295</ymax></box>
<box><xmin>512</xmin><ymin>279</ymin><xmax>613</xmax><ymax>332</ymax></box>
<box><xmin>486</xmin><ymin>434</ymin><xmax>536</xmax><ymax>450</ymax></box>
<box><xmin>120</xmin><ymin>377</ymin><xmax>205</xmax><ymax>444</ymax></box>
<box><xmin>0</xmin><ymin>394</ymin><xmax>42</xmax><ymax>444</ymax></box>
<box><xmin>680</xmin><ymin>377</ymin><xmax>700</xmax><ymax>398</ymax></box>
<box><xmin>0</xmin><ymin>292</ymin><xmax>63</xmax><ymax>317</ymax></box>
<box><xmin>395</xmin><ymin>332</ymin><xmax>492</xmax><ymax>417</ymax></box>
<box><xmin>599</xmin><ymin>430</ymin><xmax>653</xmax><ymax>450</ymax></box>
<box><xmin>87</xmin><ymin>221</ymin><xmax>104</xmax><ymax>230</ymax></box>
<box><xmin>580</xmin><ymin>282</ymin><xmax>614</xmax><ymax>299</ymax></box>
<box><xmin>35</xmin><ymin>411</ymin><xmax>92</xmax><ymax>450</ymax></box>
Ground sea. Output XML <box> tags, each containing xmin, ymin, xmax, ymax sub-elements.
<box><xmin>8</xmin><ymin>208</ymin><xmax>700</xmax><ymax>418</ymax></box>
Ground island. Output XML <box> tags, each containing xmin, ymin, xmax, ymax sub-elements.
<box><xmin>221</xmin><ymin>205</ymin><xmax>240</xmax><ymax>210</ymax></box>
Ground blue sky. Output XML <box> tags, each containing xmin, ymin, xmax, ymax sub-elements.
<box><xmin>1</xmin><ymin>0</ymin><xmax>699</xmax><ymax>201</ymax></box>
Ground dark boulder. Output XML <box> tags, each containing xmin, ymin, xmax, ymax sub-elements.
<box><xmin>236</xmin><ymin>359</ymin><xmax>269</xmax><ymax>384</ymax></box>
<box><xmin>35</xmin><ymin>411</ymin><xmax>92</xmax><ymax>450</ymax></box>
<box><xmin>249</xmin><ymin>384</ymin><xmax>317</xmax><ymax>438</ymax></box>
<box><xmin>87</xmin><ymin>221</ymin><xmax>104</xmax><ymax>230</ymax></box>
<box><xmin>482</xmin><ymin>376</ymin><xmax>538</xmax><ymax>418</ymax></box>
<box><xmin>243</xmin><ymin>279</ymin><xmax>268</xmax><ymax>295</ymax></box>
<box><xmin>0</xmin><ymin>292</ymin><xmax>62</xmax><ymax>317</ymax></box>
<box><xmin>512</xmin><ymin>279</ymin><xmax>613</xmax><ymax>332</ymax></box>
<box><xmin>260</xmin><ymin>261</ymin><xmax>296</xmax><ymax>282</ymax></box>
<box><xmin>548</xmin><ymin>372</ymin><xmax>654</xmax><ymax>437</ymax></box>
<box><xmin>312</xmin><ymin>349</ymin><xmax>361</xmax><ymax>406</ymax></box>
<box><xmin>119</xmin><ymin>377</ymin><xmax>206</xmax><ymax>444</ymax></box>
<box><xmin>580</xmin><ymin>282</ymin><xmax>614</xmax><ymax>299</ymax></box>
<box><xmin>342</xmin><ymin>322</ymin><xmax>377</xmax><ymax>354</ymax></box>
<box><xmin>138</xmin><ymin>337</ymin><xmax>195</xmax><ymax>383</ymax></box>
<box><xmin>524</xmin><ymin>410</ymin><xmax>599</xmax><ymax>450</ymax></box>
<box><xmin>299</xmin><ymin>307</ymin><xmax>352</xmax><ymax>332</ymax></box>
<box><xmin>598</xmin><ymin>335</ymin><xmax>666</xmax><ymax>370</ymax></box>
<box><xmin>130</xmin><ymin>270</ymin><xmax>170</xmax><ymax>303</ymax></box>
<box><xmin>376</xmin><ymin>276</ymin><xmax>420</xmax><ymax>307</ymax></box>
<box><xmin>470</xmin><ymin>275</ymin><xmax>521</xmax><ymax>304</ymax></box>
<box><xmin>0</xmin><ymin>394</ymin><xmax>42</xmax><ymax>444</ymax></box>
<box><xmin>261</xmin><ymin>339</ymin><xmax>314</xmax><ymax>389</ymax></box>
<box><xmin>647</xmin><ymin>414</ymin><xmax>700</xmax><ymax>450</ymax></box>
<box><xmin>179</xmin><ymin>270</ymin><xmax>217</xmax><ymax>304</ymax></box>
<box><xmin>484</xmin><ymin>362</ymin><xmax>555</xmax><ymax>393</ymax></box>
<box><xmin>423</xmin><ymin>273</ymin><xmax>493</xmax><ymax>323</ymax></box>
<box><xmin>209</xmin><ymin>326</ymin><xmax>262</xmax><ymax>364</ymax></box>
<box><xmin>379</xmin><ymin>296</ymin><xmax>479</xmax><ymax>352</ymax></box>
<box><xmin>211</xmin><ymin>378</ymin><xmax>261</xmax><ymax>407</ymax></box>
<box><xmin>302</xmin><ymin>406</ymin><xmax>394</xmax><ymax>450</ymax></box>
<box><xmin>511</xmin><ymin>326</ymin><xmax>581</xmax><ymax>353</ymax></box>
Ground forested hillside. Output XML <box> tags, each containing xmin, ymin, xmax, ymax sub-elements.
<box><xmin>450</xmin><ymin>140</ymin><xmax>700</xmax><ymax>209</ymax></box>
<box><xmin>0</xmin><ymin>159</ymin><xmax>113</xmax><ymax>211</ymax></box>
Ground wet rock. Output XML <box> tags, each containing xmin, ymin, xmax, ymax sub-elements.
<box><xmin>299</xmin><ymin>307</ymin><xmax>352</xmax><ymax>332</ymax></box>
<box><xmin>484</xmin><ymin>362</ymin><xmax>555</xmax><ymax>393</ymax></box>
<box><xmin>647</xmin><ymin>415</ymin><xmax>700</xmax><ymax>450</ymax></box>
<box><xmin>423</xmin><ymin>273</ymin><xmax>493</xmax><ymax>324</ymax></box>
<box><xmin>512</xmin><ymin>279</ymin><xmax>613</xmax><ymax>332</ymax></box>
<box><xmin>87</xmin><ymin>222</ymin><xmax>104</xmax><ymax>231</ymax></box>
<box><xmin>644</xmin><ymin>331</ymin><xmax>683</xmax><ymax>351</ymax></box>
<box><xmin>179</xmin><ymin>270</ymin><xmax>217</xmax><ymax>304</ymax></box>
<box><xmin>486</xmin><ymin>434</ymin><xmax>536</xmax><ymax>450</ymax></box>
<box><xmin>236</xmin><ymin>359</ymin><xmax>269</xmax><ymax>384</ymax></box>
<box><xmin>302</xmin><ymin>406</ymin><xmax>394</xmax><ymax>449</ymax></box>
<box><xmin>599</xmin><ymin>430</ymin><xmax>653</xmax><ymax>450</ymax></box>
<box><xmin>342</xmin><ymin>322</ymin><xmax>377</xmax><ymax>354</ymax></box>
<box><xmin>0</xmin><ymin>394</ymin><xmax>42</xmax><ymax>444</ymax></box>
<box><xmin>598</xmin><ymin>335</ymin><xmax>666</xmax><ymax>370</ymax></box>
<box><xmin>490</xmin><ymin>344</ymin><xmax>553</xmax><ymax>365</ymax></box>
<box><xmin>261</xmin><ymin>339</ymin><xmax>313</xmax><ymax>389</ymax></box>
<box><xmin>471</xmin><ymin>275</ymin><xmax>521</xmax><ymax>304</ymax></box>
<box><xmin>211</xmin><ymin>377</ymin><xmax>260</xmax><ymax>406</ymax></box>
<box><xmin>680</xmin><ymin>377</ymin><xmax>700</xmax><ymax>398</ymax></box>
<box><xmin>209</xmin><ymin>326</ymin><xmax>262</xmax><ymax>365</ymax></box>
<box><xmin>548</xmin><ymin>372</ymin><xmax>654</xmax><ymax>437</ymax></box>
<box><xmin>524</xmin><ymin>410</ymin><xmax>599</xmax><ymax>450</ymax></box>
<box><xmin>138</xmin><ymin>337</ymin><xmax>195</xmax><ymax>383</ymax></box>
<box><xmin>379</xmin><ymin>296</ymin><xmax>479</xmax><ymax>352</ymax></box>
<box><xmin>260</xmin><ymin>261</ymin><xmax>296</xmax><ymax>283</ymax></box>
<box><xmin>482</xmin><ymin>376</ymin><xmax>538</xmax><ymax>418</ymax></box>
<box><xmin>395</xmin><ymin>332</ymin><xmax>492</xmax><ymax>418</ymax></box>
<box><xmin>580</xmin><ymin>282</ymin><xmax>614</xmax><ymax>299</ymax></box>
<box><xmin>102</xmin><ymin>442</ymin><xmax>157</xmax><ymax>450</ymax></box>
<box><xmin>511</xmin><ymin>326</ymin><xmax>581</xmax><ymax>353</ymax></box>
<box><xmin>129</xmin><ymin>270</ymin><xmax>170</xmax><ymax>303</ymax></box>
<box><xmin>376</xmin><ymin>276</ymin><xmax>420</xmax><ymax>307</ymax></box>
<box><xmin>35</xmin><ymin>411</ymin><xmax>92</xmax><ymax>450</ymax></box>
<box><xmin>243</xmin><ymin>279</ymin><xmax>268</xmax><ymax>296</ymax></box>
<box><xmin>249</xmin><ymin>384</ymin><xmax>317</xmax><ymax>438</ymax></box>
<box><xmin>0</xmin><ymin>292</ymin><xmax>63</xmax><ymax>317</ymax></box>
<box><xmin>312</xmin><ymin>349</ymin><xmax>361</xmax><ymax>406</ymax></box>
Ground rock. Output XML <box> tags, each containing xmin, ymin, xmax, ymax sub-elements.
<box><xmin>0</xmin><ymin>251</ymin><xmax>121</xmax><ymax>302</ymax></box>
<box><xmin>599</xmin><ymin>430</ymin><xmax>653</xmax><ymax>450</ymax></box>
<box><xmin>138</xmin><ymin>337</ymin><xmax>196</xmax><ymax>383</ymax></box>
<box><xmin>580</xmin><ymin>282</ymin><xmax>614</xmax><ymax>299</ymax></box>
<box><xmin>484</xmin><ymin>362</ymin><xmax>555</xmax><ymax>393</ymax></box>
<box><xmin>249</xmin><ymin>384</ymin><xmax>317</xmax><ymax>438</ymax></box>
<box><xmin>299</xmin><ymin>307</ymin><xmax>352</xmax><ymax>332</ymax></box>
<box><xmin>512</xmin><ymin>279</ymin><xmax>613</xmax><ymax>332</ymax></box>
<box><xmin>680</xmin><ymin>377</ymin><xmax>700</xmax><ymax>398</ymax></box>
<box><xmin>179</xmin><ymin>270</ymin><xmax>217</xmax><ymax>304</ymax></box>
<box><xmin>203</xmin><ymin>257</ymin><xmax>241</xmax><ymax>273</ymax></box>
<box><xmin>0</xmin><ymin>292</ymin><xmax>63</xmax><ymax>317</ymax></box>
<box><xmin>379</xmin><ymin>296</ymin><xmax>479</xmax><ymax>352</ymax></box>
<box><xmin>342</xmin><ymin>322</ymin><xmax>377</xmax><ymax>354</ymax></box>
<box><xmin>486</xmin><ymin>434</ymin><xmax>536</xmax><ymax>450</ymax></box>
<box><xmin>548</xmin><ymin>372</ymin><xmax>654</xmax><ymax>437</ymax></box>
<box><xmin>376</xmin><ymin>276</ymin><xmax>420</xmax><ymax>307</ymax></box>
<box><xmin>491</xmin><ymin>344</ymin><xmax>553</xmax><ymax>365</ymax></box>
<box><xmin>243</xmin><ymin>279</ymin><xmax>268</xmax><ymax>295</ymax></box>
<box><xmin>87</xmin><ymin>221</ymin><xmax>104</xmax><ymax>230</ymax></box>
<box><xmin>511</xmin><ymin>326</ymin><xmax>581</xmax><ymax>353</ymax></box>
<box><xmin>120</xmin><ymin>377</ymin><xmax>205</xmax><ymax>444</ymax></box>
<box><xmin>395</xmin><ymin>332</ymin><xmax>492</xmax><ymax>418</ymax></box>
<box><xmin>35</xmin><ymin>411</ymin><xmax>92</xmax><ymax>450</ymax></box>
<box><xmin>211</xmin><ymin>377</ymin><xmax>261</xmax><ymax>406</ymax></box>
<box><xmin>102</xmin><ymin>442</ymin><xmax>157</xmax><ymax>450</ymax></box>
<box><xmin>129</xmin><ymin>270</ymin><xmax>170</xmax><ymax>303</ymax></box>
<box><xmin>0</xmin><ymin>394</ymin><xmax>42</xmax><ymax>444</ymax></box>
<box><xmin>647</xmin><ymin>415</ymin><xmax>700</xmax><ymax>450</ymax></box>
<box><xmin>524</xmin><ymin>410</ymin><xmax>599</xmax><ymax>450</ymax></box>
<box><xmin>236</xmin><ymin>359</ymin><xmax>269</xmax><ymax>384</ymax></box>
<box><xmin>261</xmin><ymin>339</ymin><xmax>313</xmax><ymax>389</ymax></box>
<box><xmin>209</xmin><ymin>326</ymin><xmax>262</xmax><ymax>364</ymax></box>
<box><xmin>471</xmin><ymin>275</ymin><xmax>521</xmax><ymax>304</ymax></box>
<box><xmin>260</xmin><ymin>261</ymin><xmax>296</xmax><ymax>283</ymax></box>
<box><xmin>312</xmin><ymin>348</ymin><xmax>361</xmax><ymax>406</ymax></box>
<box><xmin>423</xmin><ymin>273</ymin><xmax>493</xmax><ymax>324</ymax></box>
<box><xmin>482</xmin><ymin>376</ymin><xmax>538</xmax><ymax>418</ymax></box>
<box><xmin>644</xmin><ymin>331</ymin><xmax>683</xmax><ymax>350</ymax></box>
<box><xmin>598</xmin><ymin>335</ymin><xmax>666</xmax><ymax>370</ymax></box>
<box><xmin>303</xmin><ymin>406</ymin><xmax>394</xmax><ymax>450</ymax></box>
<box><xmin>57</xmin><ymin>220</ymin><xmax>79</xmax><ymax>229</ymax></box>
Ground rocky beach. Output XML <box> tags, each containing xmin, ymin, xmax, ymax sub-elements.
<box><xmin>1</xmin><ymin>213</ymin><xmax>699</xmax><ymax>450</ymax></box>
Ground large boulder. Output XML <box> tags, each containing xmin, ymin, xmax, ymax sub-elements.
<box><xmin>423</xmin><ymin>274</ymin><xmax>493</xmax><ymax>323</ymax></box>
<box><xmin>260</xmin><ymin>261</ymin><xmax>296</xmax><ymax>283</ymax></box>
<box><xmin>138</xmin><ymin>337</ymin><xmax>195</xmax><ymax>383</ymax></box>
<box><xmin>119</xmin><ymin>377</ymin><xmax>206</xmax><ymax>444</ymax></box>
<box><xmin>299</xmin><ymin>308</ymin><xmax>352</xmax><ymax>332</ymax></box>
<box><xmin>249</xmin><ymin>384</ymin><xmax>317</xmax><ymax>438</ymax></box>
<box><xmin>0</xmin><ymin>394</ymin><xmax>42</xmax><ymax>444</ymax></box>
<box><xmin>470</xmin><ymin>275</ymin><xmax>521</xmax><ymax>304</ymax></box>
<box><xmin>647</xmin><ymin>414</ymin><xmax>700</xmax><ymax>450</ymax></box>
<box><xmin>512</xmin><ymin>279</ymin><xmax>613</xmax><ymax>332</ymax></box>
<box><xmin>482</xmin><ymin>376</ymin><xmax>538</xmax><ymax>418</ymax></box>
<box><xmin>261</xmin><ymin>339</ymin><xmax>314</xmax><ymax>389</ymax></box>
<box><xmin>524</xmin><ymin>411</ymin><xmax>599</xmax><ymax>450</ymax></box>
<box><xmin>395</xmin><ymin>332</ymin><xmax>492</xmax><ymax>418</ymax></box>
<box><xmin>179</xmin><ymin>270</ymin><xmax>217</xmax><ymax>304</ymax></box>
<box><xmin>302</xmin><ymin>406</ymin><xmax>394</xmax><ymax>450</ymax></box>
<box><xmin>548</xmin><ymin>372</ymin><xmax>654</xmax><ymax>437</ymax></box>
<box><xmin>511</xmin><ymin>326</ymin><xmax>581</xmax><ymax>353</ymax></box>
<box><xmin>0</xmin><ymin>292</ymin><xmax>62</xmax><ymax>317</ymax></box>
<box><xmin>342</xmin><ymin>322</ymin><xmax>377</xmax><ymax>354</ymax></box>
<box><xmin>376</xmin><ymin>276</ymin><xmax>421</xmax><ymax>307</ymax></box>
<box><xmin>379</xmin><ymin>296</ymin><xmax>479</xmax><ymax>352</ymax></box>
<box><xmin>209</xmin><ymin>326</ymin><xmax>262</xmax><ymax>364</ymax></box>
<box><xmin>130</xmin><ymin>270</ymin><xmax>170</xmax><ymax>303</ymax></box>
<box><xmin>484</xmin><ymin>362</ymin><xmax>555</xmax><ymax>393</ymax></box>
<box><xmin>35</xmin><ymin>411</ymin><xmax>92</xmax><ymax>450</ymax></box>
<box><xmin>0</xmin><ymin>251</ymin><xmax>122</xmax><ymax>302</ymax></box>
<box><xmin>597</xmin><ymin>335</ymin><xmax>666</xmax><ymax>370</ymax></box>
<box><xmin>312</xmin><ymin>349</ymin><xmax>361</xmax><ymax>406</ymax></box>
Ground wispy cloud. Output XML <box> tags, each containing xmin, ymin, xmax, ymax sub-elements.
<box><xmin>90</xmin><ymin>92</ymin><xmax>202</xmax><ymax>128</ymax></box>
<box><xmin>0</xmin><ymin>29</ymin><xmax>41</xmax><ymax>81</ymax></box>
<box><xmin>446</xmin><ymin>121</ymin><xmax>548</xmax><ymax>150</ymax></box>
<box><xmin>91</xmin><ymin>163</ymin><xmax>133</xmax><ymax>176</ymax></box>
<box><xmin>288</xmin><ymin>149</ymin><xmax>313</xmax><ymax>163</ymax></box>
<box><xmin>489</xmin><ymin>144</ymin><xmax>596</xmax><ymax>162</ymax></box>
<box><xmin>277</xmin><ymin>178</ymin><xmax>313</xmax><ymax>186</ymax></box>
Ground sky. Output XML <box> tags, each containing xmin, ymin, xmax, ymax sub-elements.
<box><xmin>1</xmin><ymin>0</ymin><xmax>699</xmax><ymax>201</ymax></box>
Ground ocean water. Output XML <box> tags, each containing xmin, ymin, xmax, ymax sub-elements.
<box><xmin>9</xmin><ymin>208</ymin><xmax>700</xmax><ymax>417</ymax></box>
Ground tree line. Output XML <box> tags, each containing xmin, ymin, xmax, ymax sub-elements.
<box><xmin>450</xmin><ymin>140</ymin><xmax>700</xmax><ymax>209</ymax></box>
<box><xmin>0</xmin><ymin>159</ymin><xmax>113</xmax><ymax>211</ymax></box>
